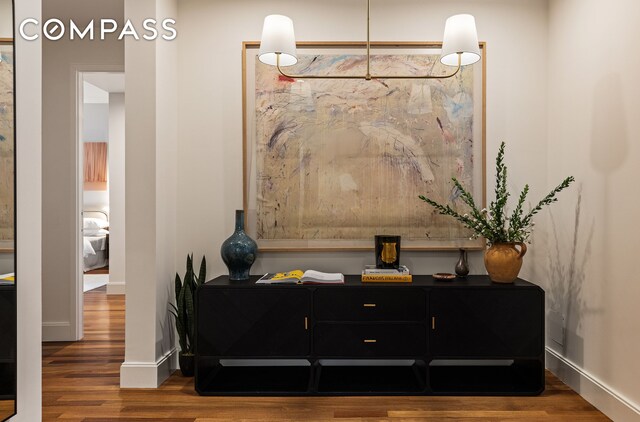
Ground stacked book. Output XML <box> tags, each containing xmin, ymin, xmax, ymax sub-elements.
<box><xmin>361</xmin><ymin>265</ymin><xmax>412</xmax><ymax>283</ymax></box>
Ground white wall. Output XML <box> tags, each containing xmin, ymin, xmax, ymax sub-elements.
<box><xmin>545</xmin><ymin>0</ymin><xmax>640</xmax><ymax>419</ymax></box>
<box><xmin>108</xmin><ymin>93</ymin><xmax>125</xmax><ymax>294</ymax></box>
<box><xmin>0</xmin><ymin>254</ymin><xmax>12</xmax><ymax>274</ymax></box>
<box><xmin>13</xmin><ymin>0</ymin><xmax>42</xmax><ymax>418</ymax></box>
<box><xmin>176</xmin><ymin>0</ymin><xmax>549</xmax><ymax>282</ymax></box>
<box><xmin>155</xmin><ymin>0</ymin><xmax>178</xmax><ymax>379</ymax></box>
<box><xmin>83</xmin><ymin>101</ymin><xmax>110</xmax><ymax>211</ymax></box>
<box><xmin>121</xmin><ymin>0</ymin><xmax>178</xmax><ymax>388</ymax></box>
<box><xmin>83</xmin><ymin>81</ymin><xmax>109</xmax><ymax>103</ymax></box>
<box><xmin>42</xmin><ymin>0</ymin><xmax>124</xmax><ymax>341</ymax></box>
<box><xmin>83</xmin><ymin>191</ymin><xmax>109</xmax><ymax>211</ymax></box>
<box><xmin>82</xmin><ymin>103</ymin><xmax>109</xmax><ymax>142</ymax></box>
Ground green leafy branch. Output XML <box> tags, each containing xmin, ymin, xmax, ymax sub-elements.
<box><xmin>419</xmin><ymin>141</ymin><xmax>574</xmax><ymax>245</ymax></box>
<box><xmin>522</xmin><ymin>176</ymin><xmax>575</xmax><ymax>227</ymax></box>
<box><xmin>489</xmin><ymin>142</ymin><xmax>509</xmax><ymax>241</ymax></box>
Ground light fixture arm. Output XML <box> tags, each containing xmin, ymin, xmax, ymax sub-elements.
<box><xmin>276</xmin><ymin>51</ymin><xmax>462</xmax><ymax>80</ymax></box>
<box><xmin>273</xmin><ymin>0</ymin><xmax>464</xmax><ymax>80</ymax></box>
<box><xmin>366</xmin><ymin>0</ymin><xmax>371</xmax><ymax>79</ymax></box>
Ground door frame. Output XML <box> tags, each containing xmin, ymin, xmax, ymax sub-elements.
<box><xmin>73</xmin><ymin>65</ymin><xmax>124</xmax><ymax>340</ymax></box>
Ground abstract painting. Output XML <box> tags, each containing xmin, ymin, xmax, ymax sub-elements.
<box><xmin>243</xmin><ymin>42</ymin><xmax>485</xmax><ymax>250</ymax></box>
<box><xmin>0</xmin><ymin>42</ymin><xmax>13</xmax><ymax>249</ymax></box>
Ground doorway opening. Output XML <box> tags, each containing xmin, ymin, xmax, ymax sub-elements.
<box><xmin>77</xmin><ymin>72</ymin><xmax>125</xmax><ymax>322</ymax></box>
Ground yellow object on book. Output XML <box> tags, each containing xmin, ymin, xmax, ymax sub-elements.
<box><xmin>257</xmin><ymin>270</ymin><xmax>344</xmax><ymax>284</ymax></box>
<box><xmin>271</xmin><ymin>270</ymin><xmax>304</xmax><ymax>281</ymax></box>
<box><xmin>0</xmin><ymin>273</ymin><xmax>15</xmax><ymax>284</ymax></box>
<box><xmin>256</xmin><ymin>270</ymin><xmax>304</xmax><ymax>284</ymax></box>
<box><xmin>361</xmin><ymin>274</ymin><xmax>412</xmax><ymax>283</ymax></box>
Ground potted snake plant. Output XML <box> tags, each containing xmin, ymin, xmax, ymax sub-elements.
<box><xmin>169</xmin><ymin>254</ymin><xmax>206</xmax><ymax>376</ymax></box>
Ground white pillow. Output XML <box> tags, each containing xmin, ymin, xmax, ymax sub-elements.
<box><xmin>84</xmin><ymin>217</ymin><xmax>109</xmax><ymax>230</ymax></box>
<box><xmin>84</xmin><ymin>228</ymin><xmax>109</xmax><ymax>236</ymax></box>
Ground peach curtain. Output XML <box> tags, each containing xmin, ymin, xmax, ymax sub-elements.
<box><xmin>84</xmin><ymin>142</ymin><xmax>108</xmax><ymax>183</ymax></box>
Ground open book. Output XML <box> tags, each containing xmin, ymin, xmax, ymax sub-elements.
<box><xmin>0</xmin><ymin>273</ymin><xmax>14</xmax><ymax>285</ymax></box>
<box><xmin>256</xmin><ymin>270</ymin><xmax>344</xmax><ymax>284</ymax></box>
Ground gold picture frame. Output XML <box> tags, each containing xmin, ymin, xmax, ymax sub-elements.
<box><xmin>243</xmin><ymin>41</ymin><xmax>486</xmax><ymax>251</ymax></box>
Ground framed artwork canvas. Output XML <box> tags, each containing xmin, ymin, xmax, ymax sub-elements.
<box><xmin>0</xmin><ymin>40</ymin><xmax>14</xmax><ymax>252</ymax></box>
<box><xmin>243</xmin><ymin>41</ymin><xmax>486</xmax><ymax>251</ymax></box>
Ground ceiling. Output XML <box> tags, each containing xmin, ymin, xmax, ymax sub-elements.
<box><xmin>83</xmin><ymin>72</ymin><xmax>125</xmax><ymax>94</ymax></box>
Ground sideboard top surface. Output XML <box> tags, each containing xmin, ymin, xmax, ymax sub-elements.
<box><xmin>203</xmin><ymin>275</ymin><xmax>541</xmax><ymax>289</ymax></box>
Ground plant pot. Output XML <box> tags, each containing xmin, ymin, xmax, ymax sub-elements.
<box><xmin>484</xmin><ymin>242</ymin><xmax>527</xmax><ymax>283</ymax></box>
<box><xmin>178</xmin><ymin>352</ymin><xmax>195</xmax><ymax>377</ymax></box>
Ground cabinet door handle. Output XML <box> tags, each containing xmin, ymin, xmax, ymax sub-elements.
<box><xmin>363</xmin><ymin>303</ymin><xmax>376</xmax><ymax>308</ymax></box>
<box><xmin>363</xmin><ymin>339</ymin><xmax>377</xmax><ymax>343</ymax></box>
<box><xmin>432</xmin><ymin>316</ymin><xmax>436</xmax><ymax>330</ymax></box>
<box><xmin>304</xmin><ymin>316</ymin><xmax>308</xmax><ymax>330</ymax></box>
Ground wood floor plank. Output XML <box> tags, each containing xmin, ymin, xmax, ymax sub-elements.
<box><xmin>42</xmin><ymin>286</ymin><xmax>611</xmax><ymax>421</ymax></box>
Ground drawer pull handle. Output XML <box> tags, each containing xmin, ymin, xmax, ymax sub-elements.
<box><xmin>432</xmin><ymin>316</ymin><xmax>436</xmax><ymax>330</ymax></box>
<box><xmin>363</xmin><ymin>339</ymin><xmax>377</xmax><ymax>343</ymax></box>
<box><xmin>304</xmin><ymin>316</ymin><xmax>308</xmax><ymax>330</ymax></box>
<box><xmin>363</xmin><ymin>303</ymin><xmax>377</xmax><ymax>308</ymax></box>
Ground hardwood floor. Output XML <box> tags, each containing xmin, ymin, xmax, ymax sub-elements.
<box><xmin>42</xmin><ymin>287</ymin><xmax>611</xmax><ymax>421</ymax></box>
<box><xmin>0</xmin><ymin>400</ymin><xmax>15</xmax><ymax>418</ymax></box>
<box><xmin>84</xmin><ymin>266</ymin><xmax>109</xmax><ymax>275</ymax></box>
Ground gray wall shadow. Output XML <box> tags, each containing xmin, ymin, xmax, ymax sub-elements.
<box><xmin>546</xmin><ymin>72</ymin><xmax>627</xmax><ymax>370</ymax></box>
<box><xmin>547</xmin><ymin>187</ymin><xmax>593</xmax><ymax>367</ymax></box>
<box><xmin>586</xmin><ymin>72</ymin><xmax>627</xmax><ymax>384</ymax></box>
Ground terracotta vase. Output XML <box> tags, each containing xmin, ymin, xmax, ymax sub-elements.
<box><xmin>484</xmin><ymin>242</ymin><xmax>527</xmax><ymax>283</ymax></box>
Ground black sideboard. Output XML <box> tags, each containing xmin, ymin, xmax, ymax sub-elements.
<box><xmin>0</xmin><ymin>285</ymin><xmax>16</xmax><ymax>401</ymax></box>
<box><xmin>195</xmin><ymin>275</ymin><xmax>544</xmax><ymax>396</ymax></box>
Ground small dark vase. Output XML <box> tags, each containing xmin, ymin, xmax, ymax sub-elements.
<box><xmin>455</xmin><ymin>249</ymin><xmax>469</xmax><ymax>278</ymax></box>
<box><xmin>178</xmin><ymin>353</ymin><xmax>194</xmax><ymax>377</ymax></box>
<box><xmin>220</xmin><ymin>210</ymin><xmax>258</xmax><ymax>281</ymax></box>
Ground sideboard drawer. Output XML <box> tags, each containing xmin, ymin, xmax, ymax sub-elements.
<box><xmin>314</xmin><ymin>323</ymin><xmax>426</xmax><ymax>357</ymax></box>
<box><xmin>314</xmin><ymin>288</ymin><xmax>426</xmax><ymax>321</ymax></box>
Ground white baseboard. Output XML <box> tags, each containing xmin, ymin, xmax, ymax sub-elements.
<box><xmin>120</xmin><ymin>348</ymin><xmax>177</xmax><ymax>388</ymax></box>
<box><xmin>106</xmin><ymin>281</ymin><xmax>125</xmax><ymax>295</ymax></box>
<box><xmin>42</xmin><ymin>321</ymin><xmax>75</xmax><ymax>342</ymax></box>
<box><xmin>546</xmin><ymin>347</ymin><xmax>640</xmax><ymax>421</ymax></box>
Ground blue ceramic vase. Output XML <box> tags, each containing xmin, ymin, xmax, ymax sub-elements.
<box><xmin>220</xmin><ymin>210</ymin><xmax>257</xmax><ymax>281</ymax></box>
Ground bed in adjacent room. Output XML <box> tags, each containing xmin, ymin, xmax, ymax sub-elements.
<box><xmin>83</xmin><ymin>211</ymin><xmax>109</xmax><ymax>272</ymax></box>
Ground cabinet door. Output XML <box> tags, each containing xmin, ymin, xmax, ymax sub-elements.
<box><xmin>430</xmin><ymin>288</ymin><xmax>543</xmax><ymax>358</ymax></box>
<box><xmin>197</xmin><ymin>288</ymin><xmax>310</xmax><ymax>357</ymax></box>
<box><xmin>0</xmin><ymin>288</ymin><xmax>16</xmax><ymax>361</ymax></box>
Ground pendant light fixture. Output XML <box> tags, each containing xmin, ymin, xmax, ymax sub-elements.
<box><xmin>258</xmin><ymin>0</ymin><xmax>480</xmax><ymax>80</ymax></box>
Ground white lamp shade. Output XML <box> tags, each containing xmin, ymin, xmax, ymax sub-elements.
<box><xmin>440</xmin><ymin>14</ymin><xmax>480</xmax><ymax>66</ymax></box>
<box><xmin>259</xmin><ymin>15</ymin><xmax>298</xmax><ymax>67</ymax></box>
